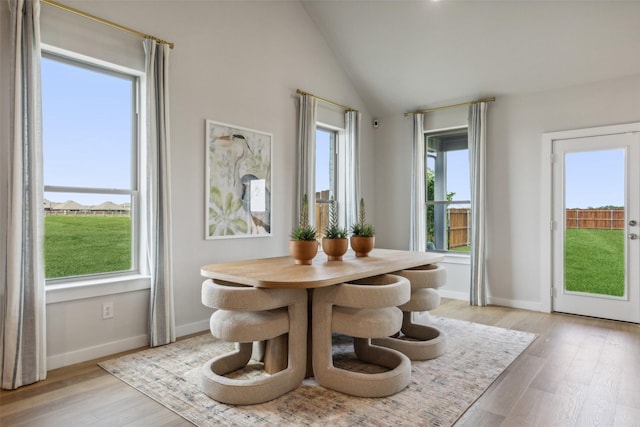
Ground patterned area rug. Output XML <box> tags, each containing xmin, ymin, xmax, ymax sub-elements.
<box><xmin>99</xmin><ymin>317</ymin><xmax>535</xmax><ymax>426</ymax></box>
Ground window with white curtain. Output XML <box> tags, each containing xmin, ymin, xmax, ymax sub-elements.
<box><xmin>42</xmin><ymin>50</ymin><xmax>143</xmax><ymax>281</ymax></box>
<box><xmin>426</xmin><ymin>127</ymin><xmax>471</xmax><ymax>253</ymax></box>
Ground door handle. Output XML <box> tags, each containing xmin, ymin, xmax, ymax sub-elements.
<box><xmin>629</xmin><ymin>220</ymin><xmax>638</xmax><ymax>226</ymax></box>
<box><xmin>629</xmin><ymin>233</ymin><xmax>638</xmax><ymax>240</ymax></box>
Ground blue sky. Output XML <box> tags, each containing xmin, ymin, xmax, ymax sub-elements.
<box><xmin>41</xmin><ymin>56</ymin><xmax>133</xmax><ymax>206</ymax></box>
<box><xmin>565</xmin><ymin>149</ymin><xmax>624</xmax><ymax>209</ymax></box>
<box><xmin>316</xmin><ymin>129</ymin><xmax>331</xmax><ymax>194</ymax></box>
<box><xmin>444</xmin><ymin>150</ymin><xmax>470</xmax><ymax>202</ymax></box>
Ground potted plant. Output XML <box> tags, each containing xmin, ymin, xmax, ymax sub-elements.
<box><xmin>321</xmin><ymin>199</ymin><xmax>348</xmax><ymax>261</ymax></box>
<box><xmin>350</xmin><ymin>198</ymin><xmax>375</xmax><ymax>257</ymax></box>
<box><xmin>289</xmin><ymin>194</ymin><xmax>318</xmax><ymax>265</ymax></box>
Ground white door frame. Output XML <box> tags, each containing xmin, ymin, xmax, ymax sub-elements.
<box><xmin>540</xmin><ymin>122</ymin><xmax>640</xmax><ymax>316</ymax></box>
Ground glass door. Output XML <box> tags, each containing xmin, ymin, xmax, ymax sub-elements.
<box><xmin>552</xmin><ymin>132</ymin><xmax>639</xmax><ymax>322</ymax></box>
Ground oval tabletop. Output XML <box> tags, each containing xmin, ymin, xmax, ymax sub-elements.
<box><xmin>200</xmin><ymin>248</ymin><xmax>444</xmax><ymax>288</ymax></box>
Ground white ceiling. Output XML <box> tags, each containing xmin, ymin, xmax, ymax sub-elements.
<box><xmin>301</xmin><ymin>0</ymin><xmax>640</xmax><ymax>118</ymax></box>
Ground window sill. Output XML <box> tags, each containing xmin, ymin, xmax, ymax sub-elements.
<box><xmin>46</xmin><ymin>275</ymin><xmax>151</xmax><ymax>304</ymax></box>
<box><xmin>436</xmin><ymin>252</ymin><xmax>471</xmax><ymax>265</ymax></box>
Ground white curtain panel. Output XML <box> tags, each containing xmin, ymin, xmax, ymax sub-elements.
<box><xmin>410</xmin><ymin>113</ymin><xmax>426</xmax><ymax>252</ymax></box>
<box><xmin>144</xmin><ymin>39</ymin><xmax>175</xmax><ymax>347</ymax></box>
<box><xmin>295</xmin><ymin>94</ymin><xmax>317</xmax><ymax>227</ymax></box>
<box><xmin>1</xmin><ymin>0</ymin><xmax>47</xmax><ymax>389</ymax></box>
<box><xmin>340</xmin><ymin>110</ymin><xmax>361</xmax><ymax>229</ymax></box>
<box><xmin>468</xmin><ymin>102</ymin><xmax>488</xmax><ymax>306</ymax></box>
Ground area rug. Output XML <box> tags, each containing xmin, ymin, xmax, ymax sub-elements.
<box><xmin>99</xmin><ymin>317</ymin><xmax>535</xmax><ymax>426</ymax></box>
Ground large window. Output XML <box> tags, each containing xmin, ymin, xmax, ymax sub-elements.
<box><xmin>315</xmin><ymin>127</ymin><xmax>338</xmax><ymax>236</ymax></box>
<box><xmin>42</xmin><ymin>52</ymin><xmax>140</xmax><ymax>280</ymax></box>
<box><xmin>426</xmin><ymin>127</ymin><xmax>471</xmax><ymax>252</ymax></box>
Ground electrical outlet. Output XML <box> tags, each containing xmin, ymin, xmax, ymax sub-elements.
<box><xmin>102</xmin><ymin>302</ymin><xmax>114</xmax><ymax>319</ymax></box>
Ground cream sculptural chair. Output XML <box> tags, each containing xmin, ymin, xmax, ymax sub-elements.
<box><xmin>200</xmin><ymin>279</ymin><xmax>307</xmax><ymax>405</ymax></box>
<box><xmin>312</xmin><ymin>274</ymin><xmax>412</xmax><ymax>397</ymax></box>
<box><xmin>373</xmin><ymin>263</ymin><xmax>447</xmax><ymax>360</ymax></box>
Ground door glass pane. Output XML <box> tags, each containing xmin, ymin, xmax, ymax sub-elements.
<box><xmin>564</xmin><ymin>149</ymin><xmax>625</xmax><ymax>296</ymax></box>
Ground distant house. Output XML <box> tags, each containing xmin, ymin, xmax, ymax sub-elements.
<box><xmin>44</xmin><ymin>200</ymin><xmax>129</xmax><ymax>215</ymax></box>
<box><xmin>48</xmin><ymin>200</ymin><xmax>89</xmax><ymax>215</ymax></box>
<box><xmin>90</xmin><ymin>201</ymin><xmax>129</xmax><ymax>215</ymax></box>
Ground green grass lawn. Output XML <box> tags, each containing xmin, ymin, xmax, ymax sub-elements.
<box><xmin>565</xmin><ymin>228</ymin><xmax>624</xmax><ymax>296</ymax></box>
<box><xmin>45</xmin><ymin>215</ymin><xmax>131</xmax><ymax>279</ymax></box>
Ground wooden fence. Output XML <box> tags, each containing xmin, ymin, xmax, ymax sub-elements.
<box><xmin>448</xmin><ymin>208</ymin><xmax>470</xmax><ymax>248</ymax></box>
<box><xmin>315</xmin><ymin>190</ymin><xmax>331</xmax><ymax>237</ymax></box>
<box><xmin>565</xmin><ymin>209</ymin><xmax>624</xmax><ymax>229</ymax></box>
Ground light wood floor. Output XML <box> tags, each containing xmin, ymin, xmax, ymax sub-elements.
<box><xmin>1</xmin><ymin>299</ymin><xmax>639</xmax><ymax>426</ymax></box>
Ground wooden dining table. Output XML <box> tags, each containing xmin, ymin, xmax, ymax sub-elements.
<box><xmin>200</xmin><ymin>248</ymin><xmax>444</xmax><ymax>375</ymax></box>
<box><xmin>200</xmin><ymin>248</ymin><xmax>444</xmax><ymax>288</ymax></box>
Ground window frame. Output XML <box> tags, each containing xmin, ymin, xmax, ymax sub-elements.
<box><xmin>41</xmin><ymin>46</ymin><xmax>146</xmax><ymax>286</ymax></box>
<box><xmin>425</xmin><ymin>126</ymin><xmax>471</xmax><ymax>254</ymax></box>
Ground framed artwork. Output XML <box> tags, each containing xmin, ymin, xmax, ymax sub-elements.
<box><xmin>205</xmin><ymin>120</ymin><xmax>272</xmax><ymax>239</ymax></box>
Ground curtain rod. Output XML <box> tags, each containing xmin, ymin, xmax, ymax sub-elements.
<box><xmin>41</xmin><ymin>0</ymin><xmax>174</xmax><ymax>49</ymax></box>
<box><xmin>404</xmin><ymin>97</ymin><xmax>495</xmax><ymax>117</ymax></box>
<box><xmin>296</xmin><ymin>89</ymin><xmax>357</xmax><ymax>112</ymax></box>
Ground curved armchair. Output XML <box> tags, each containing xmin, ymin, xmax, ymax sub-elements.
<box><xmin>373</xmin><ymin>264</ymin><xmax>447</xmax><ymax>360</ymax></box>
<box><xmin>312</xmin><ymin>274</ymin><xmax>412</xmax><ymax>397</ymax></box>
<box><xmin>200</xmin><ymin>279</ymin><xmax>307</xmax><ymax>405</ymax></box>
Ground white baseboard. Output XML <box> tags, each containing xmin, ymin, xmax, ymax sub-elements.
<box><xmin>176</xmin><ymin>319</ymin><xmax>209</xmax><ymax>337</ymax></box>
<box><xmin>487</xmin><ymin>296</ymin><xmax>547</xmax><ymax>313</ymax></box>
<box><xmin>46</xmin><ymin>320</ymin><xmax>210</xmax><ymax>371</ymax></box>
<box><xmin>438</xmin><ymin>290</ymin><xmax>547</xmax><ymax>313</ymax></box>
<box><xmin>438</xmin><ymin>289</ymin><xmax>468</xmax><ymax>301</ymax></box>
<box><xmin>47</xmin><ymin>334</ymin><xmax>148</xmax><ymax>371</ymax></box>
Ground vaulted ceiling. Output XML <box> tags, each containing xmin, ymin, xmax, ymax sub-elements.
<box><xmin>301</xmin><ymin>0</ymin><xmax>640</xmax><ymax>118</ymax></box>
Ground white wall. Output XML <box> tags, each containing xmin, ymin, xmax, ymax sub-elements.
<box><xmin>375</xmin><ymin>74</ymin><xmax>640</xmax><ymax>311</ymax></box>
<box><xmin>31</xmin><ymin>0</ymin><xmax>375</xmax><ymax>368</ymax></box>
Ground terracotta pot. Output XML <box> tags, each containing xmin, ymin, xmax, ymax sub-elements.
<box><xmin>289</xmin><ymin>240</ymin><xmax>318</xmax><ymax>265</ymax></box>
<box><xmin>321</xmin><ymin>238</ymin><xmax>349</xmax><ymax>261</ymax></box>
<box><xmin>350</xmin><ymin>236</ymin><xmax>375</xmax><ymax>257</ymax></box>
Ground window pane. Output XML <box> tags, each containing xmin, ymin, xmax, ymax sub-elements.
<box><xmin>445</xmin><ymin>149</ymin><xmax>470</xmax><ymax>202</ymax></box>
<box><xmin>426</xmin><ymin>132</ymin><xmax>469</xmax><ymax>203</ymax></box>
<box><xmin>447</xmin><ymin>204</ymin><xmax>471</xmax><ymax>252</ymax></box>
<box><xmin>315</xmin><ymin>128</ymin><xmax>335</xmax><ymax>237</ymax></box>
<box><xmin>44</xmin><ymin>193</ymin><xmax>132</xmax><ymax>279</ymax></box>
<box><xmin>42</xmin><ymin>56</ymin><xmax>133</xmax><ymax>189</ymax></box>
<box><xmin>315</xmin><ymin>128</ymin><xmax>333</xmax><ymax>199</ymax></box>
<box><xmin>426</xmin><ymin>202</ymin><xmax>471</xmax><ymax>252</ymax></box>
